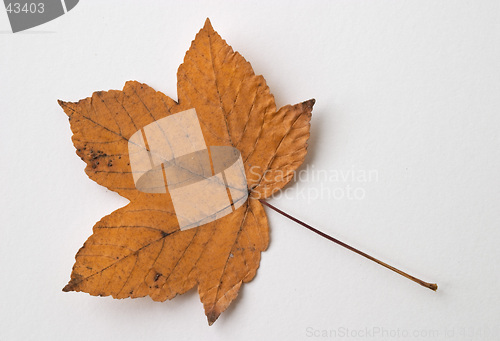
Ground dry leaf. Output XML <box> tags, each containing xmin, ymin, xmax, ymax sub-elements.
<box><xmin>60</xmin><ymin>19</ymin><xmax>314</xmax><ymax>325</ymax></box>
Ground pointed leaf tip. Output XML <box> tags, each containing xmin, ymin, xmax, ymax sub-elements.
<box><xmin>203</xmin><ymin>18</ymin><xmax>213</xmax><ymax>30</ymax></box>
<box><xmin>207</xmin><ymin>311</ymin><xmax>219</xmax><ymax>326</ymax></box>
<box><xmin>305</xmin><ymin>98</ymin><xmax>316</xmax><ymax>109</ymax></box>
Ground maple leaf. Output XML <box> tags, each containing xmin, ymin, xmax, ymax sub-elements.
<box><xmin>59</xmin><ymin>19</ymin><xmax>314</xmax><ymax>325</ymax></box>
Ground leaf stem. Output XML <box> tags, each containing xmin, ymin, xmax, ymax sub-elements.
<box><xmin>259</xmin><ymin>199</ymin><xmax>438</xmax><ymax>291</ymax></box>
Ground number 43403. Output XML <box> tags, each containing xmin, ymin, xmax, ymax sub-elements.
<box><xmin>6</xmin><ymin>3</ymin><xmax>45</xmax><ymax>14</ymax></box>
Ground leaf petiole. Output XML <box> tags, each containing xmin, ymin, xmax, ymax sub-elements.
<box><xmin>259</xmin><ymin>199</ymin><xmax>438</xmax><ymax>291</ymax></box>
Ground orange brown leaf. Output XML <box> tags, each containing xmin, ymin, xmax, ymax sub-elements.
<box><xmin>60</xmin><ymin>18</ymin><xmax>314</xmax><ymax>325</ymax></box>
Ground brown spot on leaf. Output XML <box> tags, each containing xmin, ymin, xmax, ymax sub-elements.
<box><xmin>154</xmin><ymin>273</ymin><xmax>162</xmax><ymax>282</ymax></box>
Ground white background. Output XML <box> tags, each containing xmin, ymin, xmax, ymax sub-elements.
<box><xmin>1</xmin><ymin>1</ymin><xmax>499</xmax><ymax>340</ymax></box>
